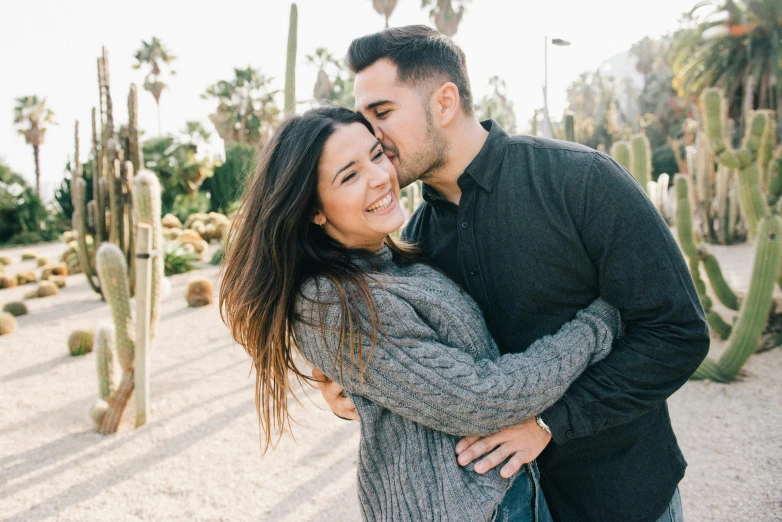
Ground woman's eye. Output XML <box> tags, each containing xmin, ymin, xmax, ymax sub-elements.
<box><xmin>372</xmin><ymin>151</ymin><xmax>384</xmax><ymax>161</ymax></box>
<box><xmin>376</xmin><ymin>111</ymin><xmax>389</xmax><ymax>119</ymax></box>
<box><xmin>341</xmin><ymin>172</ymin><xmax>356</xmax><ymax>184</ymax></box>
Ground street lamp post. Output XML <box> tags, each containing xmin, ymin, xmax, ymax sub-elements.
<box><xmin>542</xmin><ymin>36</ymin><xmax>571</xmax><ymax>138</ymax></box>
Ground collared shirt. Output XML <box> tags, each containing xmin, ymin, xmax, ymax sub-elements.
<box><xmin>402</xmin><ymin>121</ymin><xmax>710</xmax><ymax>522</ymax></box>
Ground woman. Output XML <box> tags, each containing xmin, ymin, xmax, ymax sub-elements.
<box><xmin>219</xmin><ymin>107</ymin><xmax>620</xmax><ymax>522</ymax></box>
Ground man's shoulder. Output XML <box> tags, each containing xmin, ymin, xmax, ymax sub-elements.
<box><xmin>506</xmin><ymin>134</ymin><xmax>599</xmax><ymax>158</ymax></box>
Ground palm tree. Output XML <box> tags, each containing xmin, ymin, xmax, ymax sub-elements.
<box><xmin>202</xmin><ymin>66</ymin><xmax>281</xmax><ymax>147</ymax></box>
<box><xmin>422</xmin><ymin>0</ymin><xmax>470</xmax><ymax>36</ymax></box>
<box><xmin>306</xmin><ymin>47</ymin><xmax>355</xmax><ymax>108</ymax></box>
<box><xmin>371</xmin><ymin>0</ymin><xmax>398</xmax><ymax>28</ymax></box>
<box><xmin>13</xmin><ymin>95</ymin><xmax>56</xmax><ymax>197</ymax></box>
<box><xmin>673</xmin><ymin>0</ymin><xmax>782</xmax><ymax>121</ymax></box>
<box><xmin>133</xmin><ymin>37</ymin><xmax>176</xmax><ymax>136</ymax></box>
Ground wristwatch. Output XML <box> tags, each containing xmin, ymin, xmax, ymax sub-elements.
<box><xmin>535</xmin><ymin>415</ymin><xmax>552</xmax><ymax>435</ymax></box>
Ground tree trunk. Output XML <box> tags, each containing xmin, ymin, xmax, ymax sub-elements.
<box><xmin>33</xmin><ymin>144</ymin><xmax>41</xmax><ymax>198</ymax></box>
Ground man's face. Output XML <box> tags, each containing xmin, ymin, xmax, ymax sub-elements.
<box><xmin>354</xmin><ymin>59</ymin><xmax>448</xmax><ymax>188</ymax></box>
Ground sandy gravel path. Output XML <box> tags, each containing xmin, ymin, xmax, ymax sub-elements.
<box><xmin>0</xmin><ymin>240</ymin><xmax>778</xmax><ymax>521</ymax></box>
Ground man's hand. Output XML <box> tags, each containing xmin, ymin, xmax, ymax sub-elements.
<box><xmin>311</xmin><ymin>367</ymin><xmax>358</xmax><ymax>421</ymax></box>
<box><xmin>454</xmin><ymin>418</ymin><xmax>551</xmax><ymax>478</ymax></box>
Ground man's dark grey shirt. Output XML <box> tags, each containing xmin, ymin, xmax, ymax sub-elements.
<box><xmin>402</xmin><ymin>121</ymin><xmax>710</xmax><ymax>522</ymax></box>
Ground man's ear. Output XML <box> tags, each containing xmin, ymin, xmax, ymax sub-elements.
<box><xmin>434</xmin><ymin>82</ymin><xmax>460</xmax><ymax>126</ymax></box>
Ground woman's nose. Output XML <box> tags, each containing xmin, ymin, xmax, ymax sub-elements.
<box><xmin>369</xmin><ymin>164</ymin><xmax>391</xmax><ymax>187</ymax></box>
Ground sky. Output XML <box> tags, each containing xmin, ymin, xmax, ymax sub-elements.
<box><xmin>0</xmin><ymin>0</ymin><xmax>695</xmax><ymax>200</ymax></box>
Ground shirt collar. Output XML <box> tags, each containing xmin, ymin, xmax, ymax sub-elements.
<box><xmin>462</xmin><ymin>119</ymin><xmax>509</xmax><ymax>192</ymax></box>
<box><xmin>421</xmin><ymin>119</ymin><xmax>508</xmax><ymax>206</ymax></box>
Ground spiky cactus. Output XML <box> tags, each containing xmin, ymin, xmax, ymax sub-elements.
<box><xmin>630</xmin><ymin>134</ymin><xmax>652</xmax><ymax>196</ymax></box>
<box><xmin>3</xmin><ymin>302</ymin><xmax>28</xmax><ymax>316</ymax></box>
<box><xmin>610</xmin><ymin>140</ymin><xmax>632</xmax><ymax>173</ymax></box>
<box><xmin>95</xmin><ymin>325</ymin><xmax>117</xmax><ymax>401</ymax></box>
<box><xmin>693</xmin><ymin>216</ymin><xmax>782</xmax><ymax>381</ymax></box>
<box><xmin>72</xmin><ymin>48</ymin><xmax>141</xmax><ymax>297</ymax></box>
<box><xmin>0</xmin><ymin>312</ymin><xmax>17</xmax><ymax>335</ymax></box>
<box><xmin>186</xmin><ymin>278</ymin><xmax>214</xmax><ymax>307</ymax></box>
<box><xmin>284</xmin><ymin>3</ymin><xmax>298</xmax><ymax>117</ymax></box>
<box><xmin>563</xmin><ymin>112</ymin><xmax>575</xmax><ymax>142</ymax></box>
<box><xmin>93</xmin><ymin>171</ymin><xmax>162</xmax><ymax>434</ymax></box>
<box><xmin>68</xmin><ymin>329</ymin><xmax>95</xmax><ymax>356</ymax></box>
<box><xmin>36</xmin><ymin>281</ymin><xmax>58</xmax><ymax>297</ymax></box>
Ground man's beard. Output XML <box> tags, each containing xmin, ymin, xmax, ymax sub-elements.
<box><xmin>395</xmin><ymin>110</ymin><xmax>449</xmax><ymax>188</ymax></box>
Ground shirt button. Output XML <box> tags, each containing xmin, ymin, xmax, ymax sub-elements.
<box><xmin>461</xmin><ymin>221</ymin><xmax>469</xmax><ymax>229</ymax></box>
<box><xmin>470</xmin><ymin>268</ymin><xmax>478</xmax><ymax>276</ymax></box>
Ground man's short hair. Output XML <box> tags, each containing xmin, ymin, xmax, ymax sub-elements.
<box><xmin>347</xmin><ymin>25</ymin><xmax>474</xmax><ymax>115</ymax></box>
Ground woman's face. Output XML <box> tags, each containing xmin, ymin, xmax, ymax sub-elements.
<box><xmin>313</xmin><ymin>122</ymin><xmax>405</xmax><ymax>250</ymax></box>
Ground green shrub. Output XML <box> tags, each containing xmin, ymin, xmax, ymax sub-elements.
<box><xmin>164</xmin><ymin>240</ymin><xmax>200</xmax><ymax>276</ymax></box>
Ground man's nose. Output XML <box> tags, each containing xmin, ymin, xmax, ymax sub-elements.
<box><xmin>372</xmin><ymin>124</ymin><xmax>384</xmax><ymax>141</ymax></box>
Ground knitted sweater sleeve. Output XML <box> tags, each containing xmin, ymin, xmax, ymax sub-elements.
<box><xmin>294</xmin><ymin>278</ymin><xmax>621</xmax><ymax>436</ymax></box>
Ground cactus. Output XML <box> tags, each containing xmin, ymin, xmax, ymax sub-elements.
<box><xmin>563</xmin><ymin>111</ymin><xmax>575</xmax><ymax>142</ymax></box>
<box><xmin>186</xmin><ymin>278</ymin><xmax>214</xmax><ymax>307</ymax></box>
<box><xmin>706</xmin><ymin>311</ymin><xmax>732</xmax><ymax>340</ymax></box>
<box><xmin>95</xmin><ymin>325</ymin><xmax>116</xmax><ymax>401</ymax></box>
<box><xmin>0</xmin><ymin>312</ymin><xmax>17</xmax><ymax>335</ymax></box>
<box><xmin>36</xmin><ymin>281</ymin><xmax>59</xmax><ymax>297</ymax></box>
<box><xmin>284</xmin><ymin>3</ymin><xmax>298</xmax><ymax>117</ymax></box>
<box><xmin>0</xmin><ymin>276</ymin><xmax>18</xmax><ymax>289</ymax></box>
<box><xmin>41</xmin><ymin>264</ymin><xmax>68</xmax><ymax>280</ymax></box>
<box><xmin>162</xmin><ymin>213</ymin><xmax>183</xmax><ymax>229</ymax></box>
<box><xmin>610</xmin><ymin>141</ymin><xmax>632</xmax><ymax>173</ymax></box>
<box><xmin>15</xmin><ymin>272</ymin><xmax>36</xmax><ymax>285</ymax></box>
<box><xmin>630</xmin><ymin>134</ymin><xmax>652</xmax><ymax>195</ymax></box>
<box><xmin>36</xmin><ymin>257</ymin><xmax>49</xmax><ymax>267</ymax></box>
<box><xmin>693</xmin><ymin>216</ymin><xmax>782</xmax><ymax>381</ymax></box>
<box><xmin>2</xmin><ymin>302</ymin><xmax>28</xmax><ymax>317</ymax></box>
<box><xmin>93</xmin><ymin>170</ymin><xmax>162</xmax><ymax>435</ymax></box>
<box><xmin>0</xmin><ymin>255</ymin><xmax>13</xmax><ymax>266</ymax></box>
<box><xmin>72</xmin><ymin>48</ymin><xmax>141</xmax><ymax>297</ymax></box>
<box><xmin>23</xmin><ymin>290</ymin><xmax>38</xmax><ymax>300</ymax></box>
<box><xmin>68</xmin><ymin>329</ymin><xmax>95</xmax><ymax>356</ymax></box>
<box><xmin>701</xmin><ymin>88</ymin><xmax>770</xmax><ymax>240</ymax></box>
<box><xmin>21</xmin><ymin>252</ymin><xmax>36</xmax><ymax>261</ymax></box>
<box><xmin>50</xmin><ymin>276</ymin><xmax>67</xmax><ymax>288</ymax></box>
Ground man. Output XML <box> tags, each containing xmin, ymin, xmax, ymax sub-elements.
<box><xmin>314</xmin><ymin>25</ymin><xmax>709</xmax><ymax>522</ymax></box>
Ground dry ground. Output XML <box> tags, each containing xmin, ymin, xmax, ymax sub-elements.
<box><xmin>0</xmin><ymin>240</ymin><xmax>779</xmax><ymax>522</ymax></box>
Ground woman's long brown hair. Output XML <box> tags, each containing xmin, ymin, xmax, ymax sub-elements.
<box><xmin>219</xmin><ymin>107</ymin><xmax>423</xmax><ymax>452</ymax></box>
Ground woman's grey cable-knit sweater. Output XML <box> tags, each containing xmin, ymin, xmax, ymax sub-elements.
<box><xmin>293</xmin><ymin>247</ymin><xmax>620</xmax><ymax>522</ymax></box>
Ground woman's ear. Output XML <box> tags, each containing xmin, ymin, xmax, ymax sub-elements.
<box><xmin>311</xmin><ymin>210</ymin><xmax>326</xmax><ymax>227</ymax></box>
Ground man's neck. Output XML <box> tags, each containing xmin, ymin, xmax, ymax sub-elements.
<box><xmin>424</xmin><ymin>119</ymin><xmax>489</xmax><ymax>206</ymax></box>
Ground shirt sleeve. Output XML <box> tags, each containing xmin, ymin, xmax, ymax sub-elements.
<box><xmin>294</xmin><ymin>278</ymin><xmax>621</xmax><ymax>437</ymax></box>
<box><xmin>539</xmin><ymin>152</ymin><xmax>710</xmax><ymax>445</ymax></box>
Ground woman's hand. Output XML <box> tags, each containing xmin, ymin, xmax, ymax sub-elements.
<box><xmin>455</xmin><ymin>418</ymin><xmax>551</xmax><ymax>478</ymax></box>
<box><xmin>312</xmin><ymin>367</ymin><xmax>359</xmax><ymax>421</ymax></box>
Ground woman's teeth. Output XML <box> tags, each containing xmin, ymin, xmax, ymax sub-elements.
<box><xmin>366</xmin><ymin>194</ymin><xmax>393</xmax><ymax>213</ymax></box>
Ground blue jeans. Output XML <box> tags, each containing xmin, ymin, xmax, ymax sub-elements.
<box><xmin>496</xmin><ymin>462</ymin><xmax>553</xmax><ymax>522</ymax></box>
<box><xmin>654</xmin><ymin>487</ymin><xmax>684</xmax><ymax>522</ymax></box>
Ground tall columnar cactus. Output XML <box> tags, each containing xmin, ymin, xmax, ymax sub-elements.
<box><xmin>630</xmin><ymin>134</ymin><xmax>652</xmax><ymax>196</ymax></box>
<box><xmin>93</xmin><ymin>171</ymin><xmax>162</xmax><ymax>434</ymax></box>
<box><xmin>610</xmin><ymin>140</ymin><xmax>631</xmax><ymax>173</ymax></box>
<box><xmin>692</xmin><ymin>216</ymin><xmax>782</xmax><ymax>382</ymax></box>
<box><xmin>701</xmin><ymin>88</ymin><xmax>774</xmax><ymax>240</ymax></box>
<box><xmin>563</xmin><ymin>112</ymin><xmax>575</xmax><ymax>142</ymax></box>
<box><xmin>675</xmin><ymin>174</ymin><xmax>739</xmax><ymax>342</ymax></box>
<box><xmin>284</xmin><ymin>3</ymin><xmax>298</xmax><ymax>117</ymax></box>
<box><xmin>95</xmin><ymin>326</ymin><xmax>117</xmax><ymax>401</ymax></box>
<box><xmin>72</xmin><ymin>47</ymin><xmax>141</xmax><ymax>298</ymax></box>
